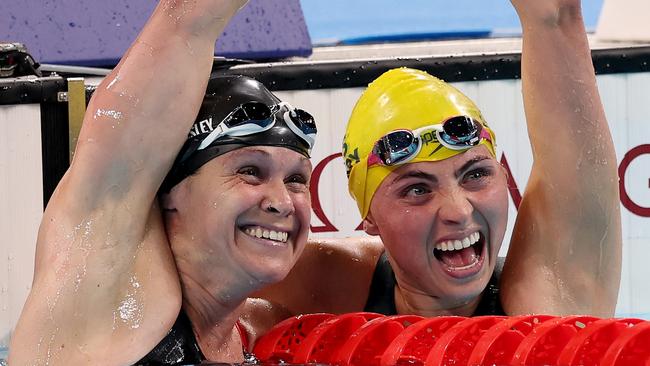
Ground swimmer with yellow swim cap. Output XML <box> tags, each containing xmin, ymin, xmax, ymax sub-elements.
<box><xmin>344</xmin><ymin>67</ymin><xmax>497</xmax><ymax>219</ymax></box>
<box><xmin>254</xmin><ymin>0</ymin><xmax>622</xmax><ymax>324</ymax></box>
<box><xmin>346</xmin><ymin>67</ymin><xmax>509</xmax><ymax>314</ymax></box>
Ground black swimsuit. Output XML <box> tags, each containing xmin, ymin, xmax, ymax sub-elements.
<box><xmin>364</xmin><ymin>252</ymin><xmax>505</xmax><ymax>316</ymax></box>
<box><xmin>134</xmin><ymin>311</ymin><xmax>205</xmax><ymax>366</ymax></box>
<box><xmin>137</xmin><ymin>254</ymin><xmax>503</xmax><ymax>365</ymax></box>
<box><xmin>134</xmin><ymin>312</ymin><xmax>255</xmax><ymax>366</ymax></box>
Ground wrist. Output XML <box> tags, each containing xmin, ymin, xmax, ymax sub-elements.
<box><xmin>154</xmin><ymin>0</ymin><xmax>244</xmax><ymax>40</ymax></box>
<box><xmin>514</xmin><ymin>2</ymin><xmax>584</xmax><ymax>30</ymax></box>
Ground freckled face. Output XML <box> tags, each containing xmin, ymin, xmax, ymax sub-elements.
<box><xmin>171</xmin><ymin>146</ymin><xmax>312</xmax><ymax>285</ymax></box>
<box><xmin>367</xmin><ymin>146</ymin><xmax>508</xmax><ymax>305</ymax></box>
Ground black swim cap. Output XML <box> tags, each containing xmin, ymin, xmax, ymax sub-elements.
<box><xmin>161</xmin><ymin>74</ymin><xmax>316</xmax><ymax>192</ymax></box>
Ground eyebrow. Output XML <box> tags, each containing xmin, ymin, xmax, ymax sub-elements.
<box><xmin>391</xmin><ymin>155</ymin><xmax>492</xmax><ymax>184</ymax></box>
<box><xmin>455</xmin><ymin>155</ymin><xmax>491</xmax><ymax>177</ymax></box>
<box><xmin>230</xmin><ymin>148</ymin><xmax>311</xmax><ymax>169</ymax></box>
<box><xmin>231</xmin><ymin>147</ymin><xmax>272</xmax><ymax>158</ymax></box>
<box><xmin>392</xmin><ymin>170</ymin><xmax>437</xmax><ymax>184</ymax></box>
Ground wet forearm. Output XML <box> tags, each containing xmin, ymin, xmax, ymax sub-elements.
<box><xmin>504</xmin><ymin>0</ymin><xmax>621</xmax><ymax>315</ymax></box>
<box><xmin>514</xmin><ymin>1</ymin><xmax>615</xmax><ymax>170</ymax></box>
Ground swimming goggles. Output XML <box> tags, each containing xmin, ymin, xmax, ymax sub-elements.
<box><xmin>367</xmin><ymin>116</ymin><xmax>492</xmax><ymax>167</ymax></box>
<box><xmin>195</xmin><ymin>101</ymin><xmax>317</xmax><ymax>151</ymax></box>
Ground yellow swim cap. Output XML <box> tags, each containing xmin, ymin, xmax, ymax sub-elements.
<box><xmin>343</xmin><ymin>68</ymin><xmax>496</xmax><ymax>218</ymax></box>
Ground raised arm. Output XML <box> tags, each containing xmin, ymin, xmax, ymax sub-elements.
<box><xmin>501</xmin><ymin>0</ymin><xmax>622</xmax><ymax>316</ymax></box>
<box><xmin>9</xmin><ymin>1</ymin><xmax>249</xmax><ymax>365</ymax></box>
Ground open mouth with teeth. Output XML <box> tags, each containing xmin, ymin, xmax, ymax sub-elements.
<box><xmin>242</xmin><ymin>226</ymin><xmax>289</xmax><ymax>244</ymax></box>
<box><xmin>433</xmin><ymin>231</ymin><xmax>486</xmax><ymax>277</ymax></box>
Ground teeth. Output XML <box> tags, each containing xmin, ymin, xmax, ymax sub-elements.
<box><xmin>244</xmin><ymin>226</ymin><xmax>289</xmax><ymax>243</ymax></box>
<box><xmin>462</xmin><ymin>237</ymin><xmax>471</xmax><ymax>248</ymax></box>
<box><xmin>435</xmin><ymin>232</ymin><xmax>480</xmax><ymax>252</ymax></box>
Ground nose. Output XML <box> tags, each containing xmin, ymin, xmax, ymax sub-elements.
<box><xmin>436</xmin><ymin>189</ymin><xmax>473</xmax><ymax>227</ymax></box>
<box><xmin>261</xmin><ymin>180</ymin><xmax>295</xmax><ymax>217</ymax></box>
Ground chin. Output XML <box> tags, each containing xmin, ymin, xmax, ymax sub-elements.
<box><xmin>247</xmin><ymin>260</ymin><xmax>294</xmax><ymax>286</ymax></box>
<box><xmin>449</xmin><ymin>278</ymin><xmax>491</xmax><ymax>304</ymax></box>
<box><xmin>429</xmin><ymin>264</ymin><xmax>494</xmax><ymax>307</ymax></box>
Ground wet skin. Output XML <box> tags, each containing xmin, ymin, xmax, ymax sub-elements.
<box><xmin>364</xmin><ymin>145</ymin><xmax>509</xmax><ymax>315</ymax></box>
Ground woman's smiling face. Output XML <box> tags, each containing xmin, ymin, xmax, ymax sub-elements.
<box><xmin>166</xmin><ymin>145</ymin><xmax>313</xmax><ymax>286</ymax></box>
<box><xmin>365</xmin><ymin>145</ymin><xmax>508</xmax><ymax>307</ymax></box>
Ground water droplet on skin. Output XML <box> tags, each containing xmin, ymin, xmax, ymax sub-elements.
<box><xmin>185</xmin><ymin>39</ymin><xmax>194</xmax><ymax>55</ymax></box>
<box><xmin>106</xmin><ymin>76</ymin><xmax>120</xmax><ymax>90</ymax></box>
<box><xmin>94</xmin><ymin>109</ymin><xmax>124</xmax><ymax>121</ymax></box>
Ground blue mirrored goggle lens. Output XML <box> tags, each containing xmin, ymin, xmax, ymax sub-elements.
<box><xmin>378</xmin><ymin>131</ymin><xmax>418</xmax><ymax>165</ymax></box>
<box><xmin>439</xmin><ymin>116</ymin><xmax>480</xmax><ymax>146</ymax></box>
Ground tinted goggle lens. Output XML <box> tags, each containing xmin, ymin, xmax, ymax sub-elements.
<box><xmin>376</xmin><ymin>130</ymin><xmax>418</xmax><ymax>165</ymax></box>
<box><xmin>439</xmin><ymin>116</ymin><xmax>481</xmax><ymax>147</ymax></box>
<box><xmin>288</xmin><ymin>108</ymin><xmax>317</xmax><ymax>135</ymax></box>
<box><xmin>224</xmin><ymin>101</ymin><xmax>273</xmax><ymax>128</ymax></box>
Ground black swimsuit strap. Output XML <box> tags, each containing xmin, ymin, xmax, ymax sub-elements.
<box><xmin>364</xmin><ymin>252</ymin><xmax>398</xmax><ymax>315</ymax></box>
<box><xmin>363</xmin><ymin>252</ymin><xmax>506</xmax><ymax>316</ymax></box>
<box><xmin>135</xmin><ymin>311</ymin><xmax>205</xmax><ymax>366</ymax></box>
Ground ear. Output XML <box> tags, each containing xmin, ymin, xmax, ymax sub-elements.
<box><xmin>160</xmin><ymin>179</ymin><xmax>188</xmax><ymax>212</ymax></box>
<box><xmin>160</xmin><ymin>191</ymin><xmax>176</xmax><ymax>211</ymax></box>
<box><xmin>363</xmin><ymin>213</ymin><xmax>380</xmax><ymax>236</ymax></box>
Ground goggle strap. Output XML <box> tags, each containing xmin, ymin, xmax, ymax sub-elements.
<box><xmin>197</xmin><ymin>123</ymin><xmax>227</xmax><ymax>150</ymax></box>
<box><xmin>479</xmin><ymin>128</ymin><xmax>493</xmax><ymax>143</ymax></box>
<box><xmin>367</xmin><ymin>152</ymin><xmax>383</xmax><ymax>167</ymax></box>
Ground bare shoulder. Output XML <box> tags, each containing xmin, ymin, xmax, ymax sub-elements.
<box><xmin>254</xmin><ymin>236</ymin><xmax>384</xmax><ymax>316</ymax></box>
<box><xmin>304</xmin><ymin>236</ymin><xmax>384</xmax><ymax>265</ymax></box>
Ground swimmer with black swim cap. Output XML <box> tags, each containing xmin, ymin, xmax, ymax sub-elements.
<box><xmin>162</xmin><ymin>74</ymin><xmax>316</xmax><ymax>192</ymax></box>
<box><xmin>138</xmin><ymin>74</ymin><xmax>318</xmax><ymax>364</ymax></box>
<box><xmin>10</xmin><ymin>1</ymin><xmax>318</xmax><ymax>363</ymax></box>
